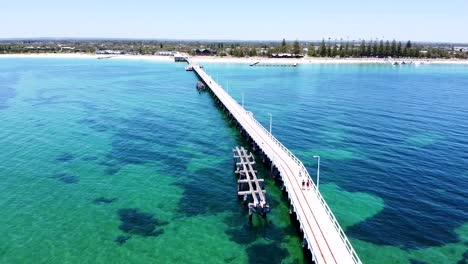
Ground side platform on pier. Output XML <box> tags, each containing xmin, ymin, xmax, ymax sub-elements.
<box><xmin>233</xmin><ymin>146</ymin><xmax>270</xmax><ymax>220</ymax></box>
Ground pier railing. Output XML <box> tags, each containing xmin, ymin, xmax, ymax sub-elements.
<box><xmin>244</xmin><ymin>105</ymin><xmax>361</xmax><ymax>264</ymax></box>
<box><xmin>194</xmin><ymin>64</ymin><xmax>362</xmax><ymax>264</ymax></box>
<box><xmin>216</xmin><ymin>78</ymin><xmax>362</xmax><ymax>264</ymax></box>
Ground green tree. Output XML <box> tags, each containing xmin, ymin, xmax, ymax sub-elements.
<box><xmin>292</xmin><ymin>40</ymin><xmax>301</xmax><ymax>55</ymax></box>
<box><xmin>390</xmin><ymin>40</ymin><xmax>397</xmax><ymax>57</ymax></box>
<box><xmin>331</xmin><ymin>44</ymin><xmax>338</xmax><ymax>57</ymax></box>
<box><xmin>359</xmin><ymin>40</ymin><xmax>366</xmax><ymax>57</ymax></box>
<box><xmin>339</xmin><ymin>40</ymin><xmax>344</xmax><ymax>57</ymax></box>
<box><xmin>280</xmin><ymin>38</ymin><xmax>287</xmax><ymax>53</ymax></box>
<box><xmin>384</xmin><ymin>40</ymin><xmax>390</xmax><ymax>57</ymax></box>
<box><xmin>308</xmin><ymin>44</ymin><xmax>316</xmax><ymax>57</ymax></box>
<box><xmin>397</xmin><ymin>41</ymin><xmax>402</xmax><ymax>57</ymax></box>
<box><xmin>378</xmin><ymin>40</ymin><xmax>384</xmax><ymax>57</ymax></box>
<box><xmin>345</xmin><ymin>42</ymin><xmax>350</xmax><ymax>57</ymax></box>
<box><xmin>406</xmin><ymin>40</ymin><xmax>412</xmax><ymax>49</ymax></box>
<box><xmin>319</xmin><ymin>39</ymin><xmax>327</xmax><ymax>57</ymax></box>
<box><xmin>366</xmin><ymin>40</ymin><xmax>372</xmax><ymax>56</ymax></box>
<box><xmin>372</xmin><ymin>41</ymin><xmax>378</xmax><ymax>56</ymax></box>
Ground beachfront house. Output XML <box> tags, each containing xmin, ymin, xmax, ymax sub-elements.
<box><xmin>194</xmin><ymin>49</ymin><xmax>217</xmax><ymax>56</ymax></box>
<box><xmin>271</xmin><ymin>53</ymin><xmax>304</xmax><ymax>58</ymax></box>
<box><xmin>96</xmin><ymin>50</ymin><xmax>125</xmax><ymax>55</ymax></box>
<box><xmin>154</xmin><ymin>51</ymin><xmax>175</xmax><ymax>56</ymax></box>
<box><xmin>174</xmin><ymin>53</ymin><xmax>187</xmax><ymax>62</ymax></box>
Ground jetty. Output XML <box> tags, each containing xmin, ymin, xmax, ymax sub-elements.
<box><xmin>249</xmin><ymin>61</ymin><xmax>298</xmax><ymax>67</ymax></box>
<box><xmin>184</xmin><ymin>57</ymin><xmax>362</xmax><ymax>264</ymax></box>
<box><xmin>233</xmin><ymin>146</ymin><xmax>270</xmax><ymax>220</ymax></box>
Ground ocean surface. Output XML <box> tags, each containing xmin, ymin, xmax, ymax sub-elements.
<box><xmin>0</xmin><ymin>58</ymin><xmax>467</xmax><ymax>264</ymax></box>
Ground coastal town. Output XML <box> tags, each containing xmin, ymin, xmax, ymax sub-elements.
<box><xmin>1</xmin><ymin>38</ymin><xmax>467</xmax><ymax>60</ymax></box>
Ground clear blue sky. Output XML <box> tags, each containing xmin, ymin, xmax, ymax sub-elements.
<box><xmin>1</xmin><ymin>0</ymin><xmax>467</xmax><ymax>43</ymax></box>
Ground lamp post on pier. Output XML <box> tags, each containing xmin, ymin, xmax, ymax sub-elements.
<box><xmin>313</xmin><ymin>155</ymin><xmax>320</xmax><ymax>189</ymax></box>
<box><xmin>268</xmin><ymin>113</ymin><xmax>272</xmax><ymax>134</ymax></box>
<box><xmin>242</xmin><ymin>92</ymin><xmax>244</xmax><ymax>108</ymax></box>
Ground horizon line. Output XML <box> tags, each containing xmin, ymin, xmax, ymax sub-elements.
<box><xmin>1</xmin><ymin>37</ymin><xmax>468</xmax><ymax>45</ymax></box>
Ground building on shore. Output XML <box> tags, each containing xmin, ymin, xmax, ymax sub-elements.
<box><xmin>174</xmin><ymin>53</ymin><xmax>187</xmax><ymax>62</ymax></box>
<box><xmin>194</xmin><ymin>49</ymin><xmax>217</xmax><ymax>56</ymax></box>
<box><xmin>154</xmin><ymin>51</ymin><xmax>176</xmax><ymax>56</ymax></box>
<box><xmin>271</xmin><ymin>53</ymin><xmax>304</xmax><ymax>58</ymax></box>
<box><xmin>96</xmin><ymin>50</ymin><xmax>125</xmax><ymax>55</ymax></box>
<box><xmin>454</xmin><ymin>46</ymin><xmax>468</xmax><ymax>52</ymax></box>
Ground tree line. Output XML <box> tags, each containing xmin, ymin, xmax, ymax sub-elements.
<box><xmin>1</xmin><ymin>39</ymin><xmax>466</xmax><ymax>59</ymax></box>
<box><xmin>222</xmin><ymin>38</ymin><xmax>467</xmax><ymax>59</ymax></box>
<box><xmin>307</xmin><ymin>39</ymin><xmax>457</xmax><ymax>58</ymax></box>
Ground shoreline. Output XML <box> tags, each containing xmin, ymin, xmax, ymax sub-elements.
<box><xmin>1</xmin><ymin>53</ymin><xmax>468</xmax><ymax>65</ymax></box>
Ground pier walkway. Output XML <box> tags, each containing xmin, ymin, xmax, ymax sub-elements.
<box><xmin>186</xmin><ymin>58</ymin><xmax>362</xmax><ymax>264</ymax></box>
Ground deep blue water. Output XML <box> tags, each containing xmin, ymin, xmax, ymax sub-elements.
<box><xmin>207</xmin><ymin>63</ymin><xmax>468</xmax><ymax>249</ymax></box>
<box><xmin>0</xmin><ymin>58</ymin><xmax>467</xmax><ymax>264</ymax></box>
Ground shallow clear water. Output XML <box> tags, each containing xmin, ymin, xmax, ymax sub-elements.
<box><xmin>0</xmin><ymin>58</ymin><xmax>467</xmax><ymax>264</ymax></box>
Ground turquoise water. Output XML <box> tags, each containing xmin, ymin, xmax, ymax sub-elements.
<box><xmin>0</xmin><ymin>58</ymin><xmax>467</xmax><ymax>264</ymax></box>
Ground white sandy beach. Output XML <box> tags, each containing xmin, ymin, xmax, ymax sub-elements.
<box><xmin>1</xmin><ymin>53</ymin><xmax>468</xmax><ymax>65</ymax></box>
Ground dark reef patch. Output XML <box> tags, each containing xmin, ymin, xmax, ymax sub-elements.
<box><xmin>334</xmin><ymin>145</ymin><xmax>468</xmax><ymax>249</ymax></box>
<box><xmin>225</xmin><ymin>219</ymin><xmax>291</xmax><ymax>246</ymax></box>
<box><xmin>25</xmin><ymin>89</ymin><xmax>97</xmax><ymax>111</ymax></box>
<box><xmin>457</xmin><ymin>250</ymin><xmax>468</xmax><ymax>264</ymax></box>
<box><xmin>176</xmin><ymin>167</ymin><xmax>237</xmax><ymax>217</ymax></box>
<box><xmin>82</xmin><ymin>155</ymin><xmax>98</xmax><ymax>161</ymax></box>
<box><xmin>117</xmin><ymin>208</ymin><xmax>167</xmax><ymax>237</ymax></box>
<box><xmin>225</xmin><ymin>222</ymin><xmax>258</xmax><ymax>245</ymax></box>
<box><xmin>99</xmin><ymin>109</ymin><xmax>189</xmax><ymax>175</ymax></box>
<box><xmin>410</xmin><ymin>260</ymin><xmax>429</xmax><ymax>264</ymax></box>
<box><xmin>246</xmin><ymin>243</ymin><xmax>288</xmax><ymax>264</ymax></box>
<box><xmin>56</xmin><ymin>153</ymin><xmax>74</xmax><ymax>163</ymax></box>
<box><xmin>346</xmin><ymin>201</ymin><xmax>465</xmax><ymax>249</ymax></box>
<box><xmin>78</xmin><ymin>118</ymin><xmax>110</xmax><ymax>132</ymax></box>
<box><xmin>93</xmin><ymin>197</ymin><xmax>117</xmax><ymax>204</ymax></box>
<box><xmin>114</xmin><ymin>235</ymin><xmax>131</xmax><ymax>245</ymax></box>
<box><xmin>0</xmin><ymin>87</ymin><xmax>16</xmax><ymax>110</ymax></box>
<box><xmin>54</xmin><ymin>173</ymin><xmax>79</xmax><ymax>184</ymax></box>
<box><xmin>24</xmin><ymin>94</ymin><xmax>67</xmax><ymax>106</ymax></box>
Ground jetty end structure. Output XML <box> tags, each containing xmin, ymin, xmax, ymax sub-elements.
<box><xmin>183</xmin><ymin>57</ymin><xmax>362</xmax><ymax>264</ymax></box>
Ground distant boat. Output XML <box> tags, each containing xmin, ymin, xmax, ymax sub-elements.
<box><xmin>97</xmin><ymin>56</ymin><xmax>113</xmax><ymax>60</ymax></box>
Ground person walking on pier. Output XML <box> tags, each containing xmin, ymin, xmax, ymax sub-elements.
<box><xmin>302</xmin><ymin>180</ymin><xmax>305</xmax><ymax>190</ymax></box>
<box><xmin>306</xmin><ymin>180</ymin><xmax>310</xmax><ymax>190</ymax></box>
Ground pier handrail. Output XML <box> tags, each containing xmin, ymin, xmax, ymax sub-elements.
<box><xmin>248</xmin><ymin>114</ymin><xmax>362</xmax><ymax>264</ymax></box>
<box><xmin>213</xmin><ymin>73</ymin><xmax>361</xmax><ymax>263</ymax></box>
<box><xmin>193</xmin><ymin>64</ymin><xmax>362</xmax><ymax>264</ymax></box>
